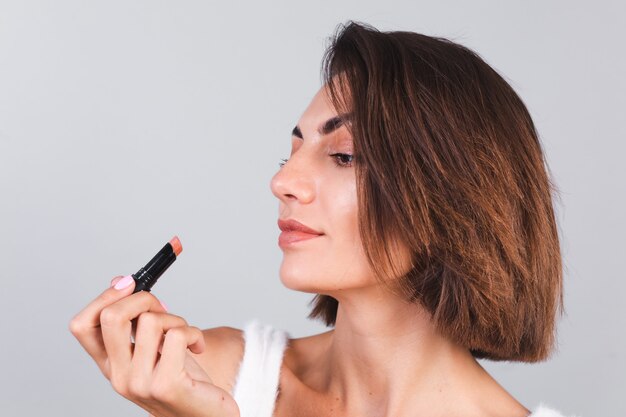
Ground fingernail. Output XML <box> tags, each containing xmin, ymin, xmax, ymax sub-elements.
<box><xmin>159</xmin><ymin>300</ymin><xmax>169</xmax><ymax>312</ymax></box>
<box><xmin>114</xmin><ymin>275</ymin><xmax>134</xmax><ymax>290</ymax></box>
<box><xmin>110</xmin><ymin>276</ymin><xmax>123</xmax><ymax>287</ymax></box>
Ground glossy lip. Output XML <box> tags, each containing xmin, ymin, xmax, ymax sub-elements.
<box><xmin>277</xmin><ymin>218</ymin><xmax>324</xmax><ymax>248</ymax></box>
<box><xmin>278</xmin><ymin>219</ymin><xmax>323</xmax><ymax>235</ymax></box>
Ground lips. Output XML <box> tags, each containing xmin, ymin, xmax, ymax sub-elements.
<box><xmin>278</xmin><ymin>219</ymin><xmax>323</xmax><ymax>235</ymax></box>
<box><xmin>277</xmin><ymin>219</ymin><xmax>323</xmax><ymax>247</ymax></box>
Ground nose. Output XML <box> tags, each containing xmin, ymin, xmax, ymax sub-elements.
<box><xmin>270</xmin><ymin>153</ymin><xmax>316</xmax><ymax>205</ymax></box>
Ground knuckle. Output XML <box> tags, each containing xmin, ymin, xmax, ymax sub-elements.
<box><xmin>68</xmin><ymin>315</ymin><xmax>86</xmax><ymax>336</ymax></box>
<box><xmin>165</xmin><ymin>327</ymin><xmax>185</xmax><ymax>342</ymax></box>
<box><xmin>99</xmin><ymin>306</ymin><xmax>123</xmax><ymax>327</ymax></box>
<box><xmin>171</xmin><ymin>313</ymin><xmax>187</xmax><ymax>326</ymax></box>
<box><xmin>109</xmin><ymin>374</ymin><xmax>129</xmax><ymax>397</ymax></box>
<box><xmin>127</xmin><ymin>375</ymin><xmax>150</xmax><ymax>399</ymax></box>
<box><xmin>136</xmin><ymin>311</ymin><xmax>158</xmax><ymax>328</ymax></box>
<box><xmin>189</xmin><ymin>326</ymin><xmax>202</xmax><ymax>338</ymax></box>
<box><xmin>188</xmin><ymin>326</ymin><xmax>205</xmax><ymax>352</ymax></box>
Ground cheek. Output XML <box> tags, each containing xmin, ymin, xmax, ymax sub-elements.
<box><xmin>328</xmin><ymin>181</ymin><xmax>361</xmax><ymax>257</ymax></box>
<box><xmin>279</xmin><ymin>175</ymin><xmax>377</xmax><ymax>292</ymax></box>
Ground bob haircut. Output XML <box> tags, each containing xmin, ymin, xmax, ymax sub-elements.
<box><xmin>307</xmin><ymin>21</ymin><xmax>564</xmax><ymax>363</ymax></box>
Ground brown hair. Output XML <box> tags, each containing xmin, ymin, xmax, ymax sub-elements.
<box><xmin>307</xmin><ymin>21</ymin><xmax>564</xmax><ymax>362</ymax></box>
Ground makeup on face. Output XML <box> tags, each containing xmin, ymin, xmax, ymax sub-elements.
<box><xmin>131</xmin><ymin>236</ymin><xmax>183</xmax><ymax>293</ymax></box>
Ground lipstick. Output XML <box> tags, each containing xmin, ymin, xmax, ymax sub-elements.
<box><xmin>131</xmin><ymin>236</ymin><xmax>183</xmax><ymax>293</ymax></box>
<box><xmin>277</xmin><ymin>219</ymin><xmax>324</xmax><ymax>248</ymax></box>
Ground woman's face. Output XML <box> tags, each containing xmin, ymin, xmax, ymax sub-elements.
<box><xmin>270</xmin><ymin>85</ymin><xmax>376</xmax><ymax>294</ymax></box>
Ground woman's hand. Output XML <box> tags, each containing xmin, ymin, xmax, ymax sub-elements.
<box><xmin>69</xmin><ymin>275</ymin><xmax>240</xmax><ymax>417</ymax></box>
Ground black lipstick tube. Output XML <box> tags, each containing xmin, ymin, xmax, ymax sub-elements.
<box><xmin>132</xmin><ymin>237</ymin><xmax>182</xmax><ymax>293</ymax></box>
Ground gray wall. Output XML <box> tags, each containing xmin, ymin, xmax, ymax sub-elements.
<box><xmin>0</xmin><ymin>1</ymin><xmax>623</xmax><ymax>416</ymax></box>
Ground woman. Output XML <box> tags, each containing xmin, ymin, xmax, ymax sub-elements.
<box><xmin>70</xmin><ymin>21</ymin><xmax>569</xmax><ymax>417</ymax></box>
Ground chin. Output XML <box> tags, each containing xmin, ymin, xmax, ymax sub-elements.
<box><xmin>278</xmin><ymin>261</ymin><xmax>371</xmax><ymax>295</ymax></box>
<box><xmin>279</xmin><ymin>269</ymin><xmax>324</xmax><ymax>293</ymax></box>
<box><xmin>278</xmin><ymin>264</ymin><xmax>336</xmax><ymax>293</ymax></box>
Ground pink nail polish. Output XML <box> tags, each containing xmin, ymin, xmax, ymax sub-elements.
<box><xmin>110</xmin><ymin>276</ymin><xmax>123</xmax><ymax>287</ymax></box>
<box><xmin>159</xmin><ymin>300</ymin><xmax>169</xmax><ymax>312</ymax></box>
<box><xmin>114</xmin><ymin>275</ymin><xmax>134</xmax><ymax>290</ymax></box>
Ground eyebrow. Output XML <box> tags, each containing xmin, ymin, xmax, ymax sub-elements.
<box><xmin>291</xmin><ymin>113</ymin><xmax>351</xmax><ymax>139</ymax></box>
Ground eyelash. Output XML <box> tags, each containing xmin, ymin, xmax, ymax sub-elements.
<box><xmin>278</xmin><ymin>153</ymin><xmax>354</xmax><ymax>168</ymax></box>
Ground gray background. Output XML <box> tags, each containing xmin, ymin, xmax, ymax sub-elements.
<box><xmin>0</xmin><ymin>1</ymin><xmax>624</xmax><ymax>416</ymax></box>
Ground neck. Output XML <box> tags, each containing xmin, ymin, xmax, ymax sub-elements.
<box><xmin>313</xmin><ymin>285</ymin><xmax>523</xmax><ymax>417</ymax></box>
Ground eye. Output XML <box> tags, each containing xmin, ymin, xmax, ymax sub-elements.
<box><xmin>278</xmin><ymin>154</ymin><xmax>354</xmax><ymax>168</ymax></box>
<box><xmin>331</xmin><ymin>153</ymin><xmax>354</xmax><ymax>168</ymax></box>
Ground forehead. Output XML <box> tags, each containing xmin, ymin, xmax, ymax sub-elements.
<box><xmin>293</xmin><ymin>85</ymin><xmax>352</xmax><ymax>141</ymax></box>
<box><xmin>298</xmin><ymin>85</ymin><xmax>337</xmax><ymax>128</ymax></box>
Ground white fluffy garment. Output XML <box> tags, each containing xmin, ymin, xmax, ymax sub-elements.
<box><xmin>231</xmin><ymin>319</ymin><xmax>289</xmax><ymax>417</ymax></box>
<box><xmin>531</xmin><ymin>402</ymin><xmax>579</xmax><ymax>417</ymax></box>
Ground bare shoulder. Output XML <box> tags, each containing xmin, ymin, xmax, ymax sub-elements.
<box><xmin>188</xmin><ymin>326</ymin><xmax>245</xmax><ymax>395</ymax></box>
<box><xmin>281</xmin><ymin>329</ymin><xmax>333</xmax><ymax>380</ymax></box>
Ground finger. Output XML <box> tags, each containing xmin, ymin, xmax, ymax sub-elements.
<box><xmin>110</xmin><ymin>276</ymin><xmax>124</xmax><ymax>287</ymax></box>
<box><xmin>183</xmin><ymin>351</ymin><xmax>213</xmax><ymax>384</ymax></box>
<box><xmin>155</xmin><ymin>326</ymin><xmax>205</xmax><ymax>381</ymax></box>
<box><xmin>132</xmin><ymin>312</ymin><xmax>187</xmax><ymax>376</ymax></box>
<box><xmin>69</xmin><ymin>275</ymin><xmax>135</xmax><ymax>365</ymax></box>
<box><xmin>100</xmin><ymin>291</ymin><xmax>166</xmax><ymax>381</ymax></box>
<box><xmin>72</xmin><ymin>275</ymin><xmax>136</xmax><ymax>331</ymax></box>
